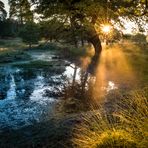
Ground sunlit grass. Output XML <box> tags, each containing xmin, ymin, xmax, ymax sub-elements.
<box><xmin>72</xmin><ymin>88</ymin><xmax>148</xmax><ymax>148</ymax></box>
<box><xmin>115</xmin><ymin>88</ymin><xmax>148</xmax><ymax>147</ymax></box>
<box><xmin>72</xmin><ymin>109</ymin><xmax>137</xmax><ymax>148</ymax></box>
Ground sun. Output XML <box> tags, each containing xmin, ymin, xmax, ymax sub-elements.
<box><xmin>101</xmin><ymin>24</ymin><xmax>112</xmax><ymax>34</ymax></box>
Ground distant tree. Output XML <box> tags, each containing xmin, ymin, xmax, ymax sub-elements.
<box><xmin>40</xmin><ymin>18</ymin><xmax>65</xmax><ymax>42</ymax></box>
<box><xmin>9</xmin><ymin>0</ymin><xmax>33</xmax><ymax>24</ymax></box>
<box><xmin>123</xmin><ymin>34</ymin><xmax>132</xmax><ymax>40</ymax></box>
<box><xmin>19</xmin><ymin>22</ymin><xmax>40</xmax><ymax>48</ymax></box>
<box><xmin>0</xmin><ymin>1</ymin><xmax>7</xmax><ymax>21</ymax></box>
<box><xmin>132</xmin><ymin>33</ymin><xmax>146</xmax><ymax>43</ymax></box>
<box><xmin>0</xmin><ymin>19</ymin><xmax>19</xmax><ymax>38</ymax></box>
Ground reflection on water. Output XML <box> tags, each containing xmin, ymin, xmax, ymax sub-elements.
<box><xmin>0</xmin><ymin>50</ymin><xmax>121</xmax><ymax>131</ymax></box>
<box><xmin>30</xmin><ymin>75</ymin><xmax>55</xmax><ymax>103</ymax></box>
<box><xmin>102</xmin><ymin>81</ymin><xmax>118</xmax><ymax>92</ymax></box>
<box><xmin>6</xmin><ymin>74</ymin><xmax>16</xmax><ymax>100</ymax></box>
<box><xmin>63</xmin><ymin>63</ymin><xmax>81</xmax><ymax>81</ymax></box>
<box><xmin>0</xmin><ymin>62</ymin><xmax>73</xmax><ymax>130</ymax></box>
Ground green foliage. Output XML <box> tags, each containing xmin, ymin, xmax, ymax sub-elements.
<box><xmin>19</xmin><ymin>22</ymin><xmax>40</xmax><ymax>47</ymax></box>
<box><xmin>123</xmin><ymin>34</ymin><xmax>132</xmax><ymax>40</ymax></box>
<box><xmin>132</xmin><ymin>33</ymin><xmax>146</xmax><ymax>43</ymax></box>
<box><xmin>32</xmin><ymin>0</ymin><xmax>147</xmax><ymax>38</ymax></box>
<box><xmin>9</xmin><ymin>0</ymin><xmax>33</xmax><ymax>23</ymax></box>
<box><xmin>40</xmin><ymin>18</ymin><xmax>65</xmax><ymax>41</ymax></box>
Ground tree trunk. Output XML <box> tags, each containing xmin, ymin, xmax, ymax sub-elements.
<box><xmin>86</xmin><ymin>27</ymin><xmax>102</xmax><ymax>74</ymax></box>
<box><xmin>72</xmin><ymin>65</ymin><xmax>77</xmax><ymax>89</ymax></box>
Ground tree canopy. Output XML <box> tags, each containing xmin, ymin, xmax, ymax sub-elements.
<box><xmin>19</xmin><ymin>22</ymin><xmax>40</xmax><ymax>48</ymax></box>
<box><xmin>9</xmin><ymin>0</ymin><xmax>33</xmax><ymax>24</ymax></box>
<box><xmin>29</xmin><ymin>0</ymin><xmax>147</xmax><ymax>73</ymax></box>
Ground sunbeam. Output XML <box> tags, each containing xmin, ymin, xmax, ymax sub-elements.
<box><xmin>92</xmin><ymin>43</ymin><xmax>138</xmax><ymax>99</ymax></box>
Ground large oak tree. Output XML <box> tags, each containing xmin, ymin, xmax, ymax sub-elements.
<box><xmin>32</xmin><ymin>0</ymin><xmax>148</xmax><ymax>73</ymax></box>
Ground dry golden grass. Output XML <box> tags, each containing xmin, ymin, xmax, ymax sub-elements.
<box><xmin>72</xmin><ymin>88</ymin><xmax>148</xmax><ymax>148</ymax></box>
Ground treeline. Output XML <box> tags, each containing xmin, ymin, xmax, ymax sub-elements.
<box><xmin>0</xmin><ymin>19</ymin><xmax>21</xmax><ymax>38</ymax></box>
<box><xmin>0</xmin><ymin>0</ymin><xmax>147</xmax><ymax>47</ymax></box>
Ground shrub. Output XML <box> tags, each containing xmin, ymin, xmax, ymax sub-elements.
<box><xmin>19</xmin><ymin>22</ymin><xmax>40</xmax><ymax>48</ymax></box>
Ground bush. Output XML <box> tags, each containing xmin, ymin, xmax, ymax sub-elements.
<box><xmin>19</xmin><ymin>22</ymin><xmax>40</xmax><ymax>48</ymax></box>
<box><xmin>132</xmin><ymin>33</ymin><xmax>146</xmax><ymax>43</ymax></box>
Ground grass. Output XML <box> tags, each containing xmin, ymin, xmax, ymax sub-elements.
<box><xmin>0</xmin><ymin>49</ymin><xmax>31</xmax><ymax>63</ymax></box>
<box><xmin>0</xmin><ymin>38</ymin><xmax>31</xmax><ymax>63</ymax></box>
<box><xmin>0</xmin><ymin>38</ymin><xmax>27</xmax><ymax>49</ymax></box>
<box><xmin>115</xmin><ymin>88</ymin><xmax>148</xmax><ymax>147</ymax></box>
<box><xmin>70</xmin><ymin>41</ymin><xmax>148</xmax><ymax>146</ymax></box>
<box><xmin>13</xmin><ymin>60</ymin><xmax>67</xmax><ymax>74</ymax></box>
<box><xmin>33</xmin><ymin>42</ymin><xmax>62</xmax><ymax>51</ymax></box>
<box><xmin>72</xmin><ymin>88</ymin><xmax>148</xmax><ymax>148</ymax></box>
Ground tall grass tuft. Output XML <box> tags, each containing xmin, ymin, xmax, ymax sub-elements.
<box><xmin>115</xmin><ymin>88</ymin><xmax>148</xmax><ymax>147</ymax></box>
<box><xmin>72</xmin><ymin>88</ymin><xmax>148</xmax><ymax>148</ymax></box>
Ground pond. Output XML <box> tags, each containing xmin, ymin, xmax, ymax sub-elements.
<box><xmin>0</xmin><ymin>51</ymin><xmax>119</xmax><ymax>131</ymax></box>
<box><xmin>0</xmin><ymin>51</ymin><xmax>75</xmax><ymax>130</ymax></box>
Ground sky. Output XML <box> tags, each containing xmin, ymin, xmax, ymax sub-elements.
<box><xmin>1</xmin><ymin>0</ymin><xmax>9</xmax><ymax>17</ymax></box>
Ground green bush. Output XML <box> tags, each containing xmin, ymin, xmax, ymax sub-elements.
<box><xmin>132</xmin><ymin>33</ymin><xmax>146</xmax><ymax>43</ymax></box>
<box><xmin>19</xmin><ymin>22</ymin><xmax>40</xmax><ymax>48</ymax></box>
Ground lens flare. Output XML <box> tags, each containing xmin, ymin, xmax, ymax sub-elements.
<box><xmin>101</xmin><ymin>25</ymin><xmax>112</xmax><ymax>34</ymax></box>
